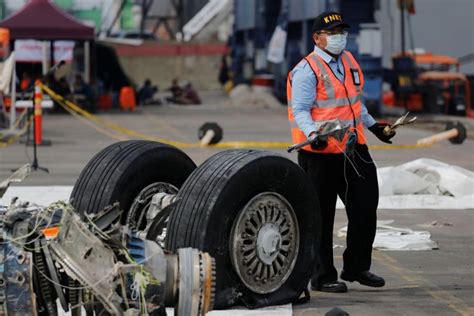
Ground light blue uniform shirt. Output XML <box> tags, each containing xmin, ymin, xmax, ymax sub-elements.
<box><xmin>291</xmin><ymin>46</ymin><xmax>376</xmax><ymax>137</ymax></box>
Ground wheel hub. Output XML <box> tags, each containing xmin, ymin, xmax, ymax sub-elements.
<box><xmin>230</xmin><ymin>192</ymin><xmax>299</xmax><ymax>294</ymax></box>
<box><xmin>127</xmin><ymin>182</ymin><xmax>178</xmax><ymax>233</ymax></box>
<box><xmin>256</xmin><ymin>223</ymin><xmax>281</xmax><ymax>265</ymax></box>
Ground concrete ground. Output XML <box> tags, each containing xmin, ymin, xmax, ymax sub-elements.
<box><xmin>0</xmin><ymin>91</ymin><xmax>473</xmax><ymax>315</ymax></box>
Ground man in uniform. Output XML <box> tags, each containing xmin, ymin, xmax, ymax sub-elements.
<box><xmin>287</xmin><ymin>11</ymin><xmax>395</xmax><ymax>293</ymax></box>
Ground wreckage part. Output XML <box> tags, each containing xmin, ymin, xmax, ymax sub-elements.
<box><xmin>128</xmin><ymin>235</ymin><xmax>168</xmax><ymax>312</ymax></box>
<box><xmin>166</xmin><ymin>150</ymin><xmax>319</xmax><ymax>309</ymax></box>
<box><xmin>142</xmin><ymin>241</ymin><xmax>168</xmax><ymax>313</ymax></box>
<box><xmin>82</xmin><ymin>290</ymin><xmax>95</xmax><ymax>316</ymax></box>
<box><xmin>128</xmin><ymin>234</ymin><xmax>147</xmax><ymax>263</ymax></box>
<box><xmin>200</xmin><ymin>252</ymin><xmax>216</xmax><ymax>315</ymax></box>
<box><xmin>230</xmin><ymin>192</ymin><xmax>300</xmax><ymax>294</ymax></box>
<box><xmin>4</xmin><ymin>242</ymin><xmax>37</xmax><ymax>315</ymax></box>
<box><xmin>178</xmin><ymin>249</ymin><xmax>201</xmax><ymax>316</ymax></box>
<box><xmin>0</xmin><ymin>163</ymin><xmax>31</xmax><ymax>199</ymax></box>
<box><xmin>164</xmin><ymin>254</ymin><xmax>179</xmax><ymax>307</ymax></box>
<box><xmin>41</xmin><ymin>239</ymin><xmax>68</xmax><ymax>312</ymax></box>
<box><xmin>147</xmin><ymin>192</ymin><xmax>178</xmax><ymax>225</ymax></box>
<box><xmin>124</xmin><ymin>237</ymin><xmax>168</xmax><ymax>313</ymax></box>
<box><xmin>176</xmin><ymin>248</ymin><xmax>215</xmax><ymax>316</ymax></box>
<box><xmin>127</xmin><ymin>182</ymin><xmax>178</xmax><ymax>232</ymax></box>
<box><xmin>33</xmin><ymin>240</ymin><xmax>58</xmax><ymax>316</ymax></box>
<box><xmin>146</xmin><ymin>203</ymin><xmax>175</xmax><ymax>247</ymax></box>
<box><xmin>91</xmin><ymin>203</ymin><xmax>122</xmax><ymax>232</ymax></box>
<box><xmin>49</xmin><ymin>211</ymin><xmax>123</xmax><ymax>315</ymax></box>
<box><xmin>70</xmin><ymin>140</ymin><xmax>196</xmax><ymax>220</ymax></box>
<box><xmin>67</xmin><ymin>278</ymin><xmax>81</xmax><ymax>316</ymax></box>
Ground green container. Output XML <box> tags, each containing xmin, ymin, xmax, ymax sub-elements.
<box><xmin>54</xmin><ymin>0</ymin><xmax>74</xmax><ymax>10</ymax></box>
<box><xmin>75</xmin><ymin>9</ymin><xmax>102</xmax><ymax>28</ymax></box>
<box><xmin>121</xmin><ymin>0</ymin><xmax>136</xmax><ymax>30</ymax></box>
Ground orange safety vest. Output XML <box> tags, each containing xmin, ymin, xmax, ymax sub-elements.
<box><xmin>287</xmin><ymin>50</ymin><xmax>367</xmax><ymax>154</ymax></box>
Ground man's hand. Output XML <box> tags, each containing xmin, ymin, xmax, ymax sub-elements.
<box><xmin>309</xmin><ymin>132</ymin><xmax>328</xmax><ymax>150</ymax></box>
<box><xmin>369</xmin><ymin>122</ymin><xmax>396</xmax><ymax>144</ymax></box>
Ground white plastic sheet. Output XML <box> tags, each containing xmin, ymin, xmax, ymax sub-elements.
<box><xmin>379</xmin><ymin>158</ymin><xmax>474</xmax><ymax>197</ymax></box>
<box><xmin>338</xmin><ymin>220</ymin><xmax>439</xmax><ymax>251</ymax></box>
<box><xmin>167</xmin><ymin>304</ymin><xmax>292</xmax><ymax>316</ymax></box>
<box><xmin>0</xmin><ymin>186</ymin><xmax>73</xmax><ymax>207</ymax></box>
<box><xmin>266</xmin><ymin>26</ymin><xmax>287</xmax><ymax>64</ymax></box>
<box><xmin>337</xmin><ymin>158</ymin><xmax>474</xmax><ymax>209</ymax></box>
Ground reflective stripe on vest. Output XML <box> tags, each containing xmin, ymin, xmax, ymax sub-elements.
<box><xmin>307</xmin><ymin>54</ymin><xmax>336</xmax><ymax>100</ymax></box>
<box><xmin>287</xmin><ymin>50</ymin><xmax>367</xmax><ymax>154</ymax></box>
<box><xmin>289</xmin><ymin>116</ymin><xmax>362</xmax><ymax>130</ymax></box>
<box><xmin>313</xmin><ymin>95</ymin><xmax>361</xmax><ymax>108</ymax></box>
<box><xmin>289</xmin><ymin>94</ymin><xmax>361</xmax><ymax>108</ymax></box>
<box><xmin>341</xmin><ymin>52</ymin><xmax>362</xmax><ymax>94</ymax></box>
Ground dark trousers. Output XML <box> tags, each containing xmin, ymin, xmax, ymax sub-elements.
<box><xmin>298</xmin><ymin>144</ymin><xmax>379</xmax><ymax>286</ymax></box>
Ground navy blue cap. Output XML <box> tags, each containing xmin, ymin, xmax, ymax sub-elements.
<box><xmin>312</xmin><ymin>11</ymin><xmax>350</xmax><ymax>33</ymax></box>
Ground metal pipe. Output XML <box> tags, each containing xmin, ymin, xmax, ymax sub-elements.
<box><xmin>417</xmin><ymin>129</ymin><xmax>459</xmax><ymax>146</ymax></box>
<box><xmin>200</xmin><ymin>129</ymin><xmax>215</xmax><ymax>146</ymax></box>
<box><xmin>42</xmin><ymin>41</ymin><xmax>49</xmax><ymax>75</ymax></box>
<box><xmin>9</xmin><ymin>53</ymin><xmax>16</xmax><ymax>131</ymax></box>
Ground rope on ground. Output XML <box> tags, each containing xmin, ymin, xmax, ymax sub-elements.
<box><xmin>58</xmin><ymin>99</ymin><xmax>130</xmax><ymax>142</ymax></box>
<box><xmin>39</xmin><ymin>83</ymin><xmax>434</xmax><ymax>151</ymax></box>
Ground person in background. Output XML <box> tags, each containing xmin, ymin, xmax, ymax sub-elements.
<box><xmin>44</xmin><ymin>74</ymin><xmax>61</xmax><ymax>113</ymax></box>
<box><xmin>165</xmin><ymin>80</ymin><xmax>201</xmax><ymax>105</ymax></box>
<box><xmin>218</xmin><ymin>55</ymin><xmax>230</xmax><ymax>86</ymax></box>
<box><xmin>166</xmin><ymin>78</ymin><xmax>183</xmax><ymax>104</ymax></box>
<box><xmin>57</xmin><ymin>77</ymin><xmax>72</xmax><ymax>99</ymax></box>
<box><xmin>138</xmin><ymin>78</ymin><xmax>160</xmax><ymax>105</ymax></box>
<box><xmin>179</xmin><ymin>81</ymin><xmax>201</xmax><ymax>105</ymax></box>
<box><xmin>73</xmin><ymin>74</ymin><xmax>95</xmax><ymax>113</ymax></box>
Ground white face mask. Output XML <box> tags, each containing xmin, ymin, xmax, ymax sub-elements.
<box><xmin>325</xmin><ymin>34</ymin><xmax>347</xmax><ymax>55</ymax></box>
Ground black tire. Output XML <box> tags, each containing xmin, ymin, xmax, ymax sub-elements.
<box><xmin>165</xmin><ymin>149</ymin><xmax>320</xmax><ymax>309</ymax></box>
<box><xmin>70</xmin><ymin>140</ymin><xmax>196</xmax><ymax>218</ymax></box>
<box><xmin>446</xmin><ymin>121</ymin><xmax>466</xmax><ymax>144</ymax></box>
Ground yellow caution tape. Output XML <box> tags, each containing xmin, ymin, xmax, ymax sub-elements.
<box><xmin>369</xmin><ymin>143</ymin><xmax>432</xmax><ymax>150</ymax></box>
<box><xmin>39</xmin><ymin>83</ymin><xmax>434</xmax><ymax>151</ymax></box>
<box><xmin>212</xmin><ymin>141</ymin><xmax>292</xmax><ymax>149</ymax></box>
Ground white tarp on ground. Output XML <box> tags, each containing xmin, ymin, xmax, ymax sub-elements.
<box><xmin>337</xmin><ymin>158</ymin><xmax>474</xmax><ymax>210</ymax></box>
<box><xmin>0</xmin><ymin>186</ymin><xmax>73</xmax><ymax>207</ymax></box>
<box><xmin>167</xmin><ymin>304</ymin><xmax>292</xmax><ymax>316</ymax></box>
<box><xmin>378</xmin><ymin>158</ymin><xmax>474</xmax><ymax>197</ymax></box>
<box><xmin>338</xmin><ymin>220</ymin><xmax>439</xmax><ymax>251</ymax></box>
<box><xmin>58</xmin><ymin>303</ymin><xmax>293</xmax><ymax>316</ymax></box>
<box><xmin>58</xmin><ymin>302</ymin><xmax>292</xmax><ymax>315</ymax></box>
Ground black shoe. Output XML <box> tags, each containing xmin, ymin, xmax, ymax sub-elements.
<box><xmin>311</xmin><ymin>281</ymin><xmax>348</xmax><ymax>293</ymax></box>
<box><xmin>340</xmin><ymin>270</ymin><xmax>385</xmax><ymax>287</ymax></box>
